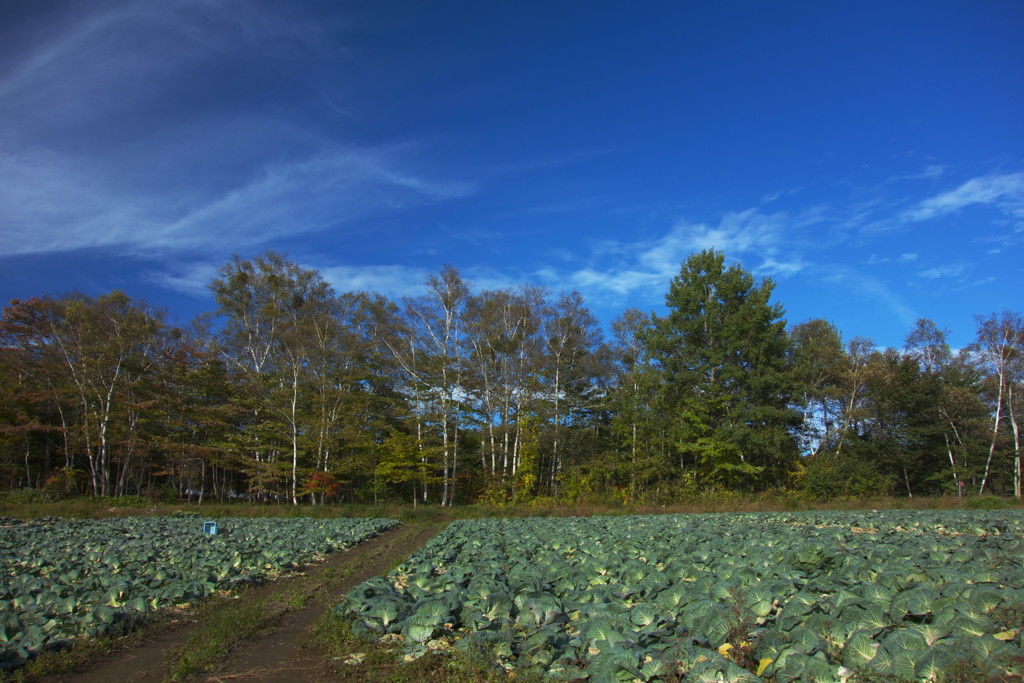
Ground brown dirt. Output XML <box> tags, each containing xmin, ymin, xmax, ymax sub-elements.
<box><xmin>45</xmin><ymin>523</ymin><xmax>442</xmax><ymax>683</ymax></box>
<box><xmin>204</xmin><ymin>523</ymin><xmax>442</xmax><ymax>683</ymax></box>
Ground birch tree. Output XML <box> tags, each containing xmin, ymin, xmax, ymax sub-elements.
<box><xmin>210</xmin><ymin>252</ymin><xmax>335</xmax><ymax>504</ymax></box>
<box><xmin>463</xmin><ymin>287</ymin><xmax>545</xmax><ymax>482</ymax></box>
<box><xmin>56</xmin><ymin>293</ymin><xmax>162</xmax><ymax>496</ymax></box>
<box><xmin>970</xmin><ymin>310</ymin><xmax>1024</xmax><ymax>495</ymax></box>
<box><xmin>386</xmin><ymin>266</ymin><xmax>470</xmax><ymax>506</ymax></box>
<box><xmin>537</xmin><ymin>291</ymin><xmax>604</xmax><ymax>493</ymax></box>
<box><xmin>834</xmin><ymin>336</ymin><xmax>875</xmax><ymax>458</ymax></box>
<box><xmin>415</xmin><ymin>266</ymin><xmax>469</xmax><ymax>507</ymax></box>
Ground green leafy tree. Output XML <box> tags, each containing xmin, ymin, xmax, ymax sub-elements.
<box><xmin>789</xmin><ymin>319</ymin><xmax>847</xmax><ymax>458</ymax></box>
<box><xmin>536</xmin><ymin>291</ymin><xmax>607</xmax><ymax>495</ymax></box>
<box><xmin>808</xmin><ymin>323</ymin><xmax>965</xmax><ymax>499</ymax></box>
<box><xmin>935</xmin><ymin>352</ymin><xmax>989</xmax><ymax>496</ymax></box>
<box><xmin>904</xmin><ymin>318</ymin><xmax>988</xmax><ymax>496</ymax></box>
<box><xmin>513</xmin><ymin>415</ymin><xmax>540</xmax><ymax>503</ymax></box>
<box><xmin>413</xmin><ymin>266</ymin><xmax>470</xmax><ymax>507</ymax></box>
<box><xmin>643</xmin><ymin>249</ymin><xmax>800</xmax><ymax>490</ymax></box>
<box><xmin>301</xmin><ymin>291</ymin><xmax>403</xmax><ymax>501</ymax></box>
<box><xmin>0</xmin><ymin>298</ymin><xmax>70</xmax><ymax>487</ymax></box>
<box><xmin>608</xmin><ymin>308</ymin><xmax>669</xmax><ymax>501</ymax></box>
<box><xmin>832</xmin><ymin>336</ymin><xmax>875</xmax><ymax>458</ymax></box>
<box><xmin>374</xmin><ymin>433</ymin><xmax>438</xmax><ymax>506</ymax></box>
<box><xmin>858</xmin><ymin>348</ymin><xmax>944</xmax><ymax>497</ymax></box>
<box><xmin>150</xmin><ymin>321</ymin><xmax>240</xmax><ymax>502</ymax></box>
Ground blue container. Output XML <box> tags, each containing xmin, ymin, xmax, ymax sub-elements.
<box><xmin>203</xmin><ymin>521</ymin><xmax>218</xmax><ymax>535</ymax></box>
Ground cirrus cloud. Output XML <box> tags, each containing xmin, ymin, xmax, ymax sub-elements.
<box><xmin>901</xmin><ymin>172</ymin><xmax>1024</xmax><ymax>223</ymax></box>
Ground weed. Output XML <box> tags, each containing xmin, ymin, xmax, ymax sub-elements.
<box><xmin>167</xmin><ymin>588</ymin><xmax>273</xmax><ymax>681</ymax></box>
<box><xmin>722</xmin><ymin>588</ymin><xmax>760</xmax><ymax>673</ymax></box>
<box><xmin>964</xmin><ymin>495</ymin><xmax>1012</xmax><ymax>510</ymax></box>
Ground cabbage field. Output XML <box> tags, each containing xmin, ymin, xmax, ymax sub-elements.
<box><xmin>336</xmin><ymin>511</ymin><xmax>1024</xmax><ymax>682</ymax></box>
<box><xmin>0</xmin><ymin>515</ymin><xmax>398</xmax><ymax>670</ymax></box>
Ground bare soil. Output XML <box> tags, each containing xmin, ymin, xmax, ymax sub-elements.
<box><xmin>43</xmin><ymin>523</ymin><xmax>442</xmax><ymax>683</ymax></box>
<box><xmin>204</xmin><ymin>523</ymin><xmax>441</xmax><ymax>683</ymax></box>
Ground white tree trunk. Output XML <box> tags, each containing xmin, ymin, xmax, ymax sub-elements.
<box><xmin>979</xmin><ymin>368</ymin><xmax>1004</xmax><ymax>495</ymax></box>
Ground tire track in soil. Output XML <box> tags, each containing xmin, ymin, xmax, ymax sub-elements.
<box><xmin>52</xmin><ymin>523</ymin><xmax>442</xmax><ymax>683</ymax></box>
<box><xmin>204</xmin><ymin>522</ymin><xmax>443</xmax><ymax>683</ymax></box>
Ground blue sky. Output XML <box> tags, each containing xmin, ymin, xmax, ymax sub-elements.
<box><xmin>1</xmin><ymin>1</ymin><xmax>1022</xmax><ymax>349</ymax></box>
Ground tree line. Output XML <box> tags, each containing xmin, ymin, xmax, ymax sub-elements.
<box><xmin>1</xmin><ymin>249</ymin><xmax>1021</xmax><ymax>504</ymax></box>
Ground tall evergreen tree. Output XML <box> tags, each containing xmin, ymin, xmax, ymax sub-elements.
<box><xmin>643</xmin><ymin>249</ymin><xmax>799</xmax><ymax>490</ymax></box>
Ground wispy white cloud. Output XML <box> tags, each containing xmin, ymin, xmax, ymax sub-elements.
<box><xmin>483</xmin><ymin>146</ymin><xmax>629</xmax><ymax>177</ymax></box>
<box><xmin>318</xmin><ymin>264</ymin><xmax>432</xmax><ymax>299</ymax></box>
<box><xmin>546</xmin><ymin>248</ymin><xmax>579</xmax><ymax>263</ymax></box>
<box><xmin>462</xmin><ymin>268</ymin><xmax>527</xmax><ymax>294</ymax></box>
<box><xmin>0</xmin><ymin>146</ymin><xmax>472</xmax><ymax>256</ymax></box>
<box><xmin>0</xmin><ymin>1</ymin><xmax>471</xmax><ymax>258</ymax></box>
<box><xmin>890</xmin><ymin>165</ymin><xmax>946</xmax><ymax>182</ymax></box>
<box><xmin>153</xmin><ymin>260</ymin><xmax>436</xmax><ymax>301</ymax></box>
<box><xmin>919</xmin><ymin>263</ymin><xmax>969</xmax><ymax>280</ymax></box>
<box><xmin>531</xmin><ymin>208</ymin><xmax>810</xmax><ymax>312</ymax></box>
<box><xmin>0</xmin><ymin>147</ymin><xmax>167</xmax><ymax>252</ymax></box>
<box><xmin>146</xmin><ymin>260</ymin><xmax>222</xmax><ymax>298</ymax></box>
<box><xmin>559</xmin><ymin>268</ymin><xmax>662</xmax><ymax>296</ymax></box>
<box><xmin>149</xmin><ymin>260</ymin><xmax>513</xmax><ymax>304</ymax></box>
<box><xmin>635</xmin><ymin>209</ymin><xmax>807</xmax><ymax>281</ymax></box>
<box><xmin>0</xmin><ymin>6</ymin><xmax>155</xmax><ymax>115</ymax></box>
<box><xmin>917</xmin><ymin>165</ymin><xmax>946</xmax><ymax>180</ymax></box>
<box><xmin>760</xmin><ymin>186</ymin><xmax>803</xmax><ymax>204</ymax></box>
<box><xmin>0</xmin><ymin>3</ymin><xmax>306</xmax><ymax>142</ymax></box>
<box><xmin>317</xmin><ymin>263</ymin><xmax>517</xmax><ymax>300</ymax></box>
<box><xmin>901</xmin><ymin>172</ymin><xmax>1024</xmax><ymax>222</ymax></box>
<box><xmin>757</xmin><ymin>256</ymin><xmax>807</xmax><ymax>278</ymax></box>
<box><xmin>153</xmin><ymin>149</ymin><xmax>473</xmax><ymax>250</ymax></box>
<box><xmin>866</xmin><ymin>252</ymin><xmax>918</xmax><ymax>265</ymax></box>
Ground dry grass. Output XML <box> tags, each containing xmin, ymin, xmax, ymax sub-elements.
<box><xmin>1</xmin><ymin>492</ymin><xmax>1019</xmax><ymax>524</ymax></box>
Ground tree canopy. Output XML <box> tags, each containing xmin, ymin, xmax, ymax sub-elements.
<box><xmin>2</xmin><ymin>250</ymin><xmax>1021</xmax><ymax>504</ymax></box>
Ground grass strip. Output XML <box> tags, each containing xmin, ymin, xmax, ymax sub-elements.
<box><xmin>312</xmin><ymin>599</ymin><xmax>540</xmax><ymax>682</ymax></box>
<box><xmin>165</xmin><ymin>564</ymin><xmax>341</xmax><ymax>681</ymax></box>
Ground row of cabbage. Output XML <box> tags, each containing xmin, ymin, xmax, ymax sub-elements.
<box><xmin>0</xmin><ymin>515</ymin><xmax>398</xmax><ymax>670</ymax></box>
<box><xmin>336</xmin><ymin>511</ymin><xmax>1024</xmax><ymax>682</ymax></box>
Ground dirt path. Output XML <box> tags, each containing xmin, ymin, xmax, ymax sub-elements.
<box><xmin>51</xmin><ymin>523</ymin><xmax>442</xmax><ymax>683</ymax></box>
<box><xmin>204</xmin><ymin>523</ymin><xmax>442</xmax><ymax>682</ymax></box>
